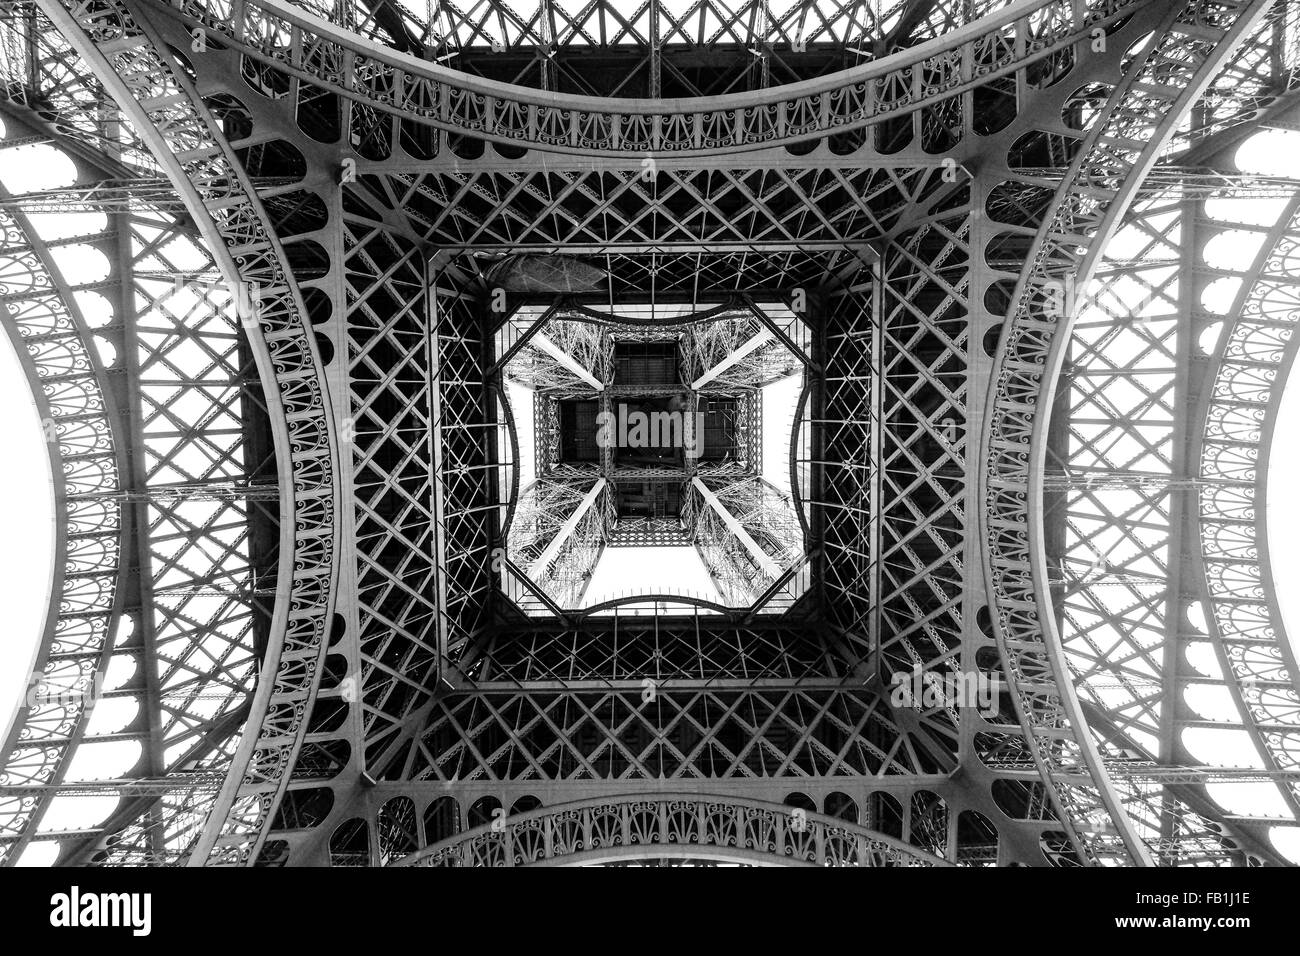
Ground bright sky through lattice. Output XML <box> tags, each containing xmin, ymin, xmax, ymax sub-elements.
<box><xmin>582</xmin><ymin>545</ymin><xmax>721</xmax><ymax>608</ymax></box>
<box><xmin>0</xmin><ymin>139</ymin><xmax>72</xmax><ymax>862</ymax></box>
<box><xmin>761</xmin><ymin>371</ymin><xmax>800</xmax><ymax>496</ymax></box>
<box><xmin>1181</xmin><ymin>130</ymin><xmax>1298</xmax><ymax>853</ymax></box>
<box><xmin>392</xmin><ymin>0</ymin><xmax>907</xmax><ymax>47</ymax></box>
<box><xmin>0</xmin><ymin>310</ymin><xmax>52</xmax><ymax>758</ymax></box>
<box><xmin>1233</xmin><ymin>130</ymin><xmax>1300</xmax><ymax>676</ymax></box>
<box><xmin>497</xmin><ymin>297</ymin><xmax>808</xmax><ymax>609</ymax></box>
<box><xmin>0</xmin><ymin>134</ymin><xmax>259</xmax><ymax>862</ymax></box>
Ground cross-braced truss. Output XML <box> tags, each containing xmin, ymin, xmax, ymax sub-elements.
<box><xmin>1</xmin><ymin>0</ymin><xmax>1299</xmax><ymax>869</ymax></box>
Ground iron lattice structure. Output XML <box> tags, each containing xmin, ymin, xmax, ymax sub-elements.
<box><xmin>0</xmin><ymin>0</ymin><xmax>1297</xmax><ymax>868</ymax></box>
<box><xmin>495</xmin><ymin>294</ymin><xmax>807</xmax><ymax>610</ymax></box>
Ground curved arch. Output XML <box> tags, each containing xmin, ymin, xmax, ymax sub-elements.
<box><xmin>282</xmin><ymin>0</ymin><xmax>1013</xmax><ymax>81</ymax></box>
<box><xmin>572</xmin><ymin>593</ymin><xmax>738</xmax><ymax>618</ymax></box>
<box><xmin>0</xmin><ymin>197</ymin><xmax>119</xmax><ymax>864</ymax></box>
<box><xmin>1197</xmin><ymin>188</ymin><xmax>1300</xmax><ymax>819</ymax></box>
<box><xmin>162</xmin><ymin>0</ymin><xmax>1139</xmax><ymax>156</ymax></box>
<box><xmin>0</xmin><ymin>28</ymin><xmax>312</xmax><ymax>865</ymax></box>
<box><xmin>980</xmin><ymin>0</ymin><xmax>1275</xmax><ymax>865</ymax></box>
<box><xmin>1259</xmin><ymin>318</ymin><xmax>1300</xmax><ymax>660</ymax></box>
<box><xmin>39</xmin><ymin>0</ymin><xmax>341</xmax><ymax>866</ymax></box>
<box><xmin>392</xmin><ymin>794</ymin><xmax>952</xmax><ymax>867</ymax></box>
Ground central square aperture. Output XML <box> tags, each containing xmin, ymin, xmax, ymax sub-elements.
<box><xmin>492</xmin><ymin>289</ymin><xmax>813</xmax><ymax>615</ymax></box>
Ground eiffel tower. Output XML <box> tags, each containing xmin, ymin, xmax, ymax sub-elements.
<box><xmin>1</xmin><ymin>0</ymin><xmax>1299</xmax><ymax>868</ymax></box>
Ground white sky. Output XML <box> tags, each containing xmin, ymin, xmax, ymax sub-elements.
<box><xmin>583</xmin><ymin>545</ymin><xmax>721</xmax><ymax>608</ymax></box>
<box><xmin>501</xmin><ymin>335</ymin><xmax>805</xmax><ymax>611</ymax></box>
<box><xmin>762</xmin><ymin>371</ymin><xmax>802</xmax><ymax>496</ymax></box>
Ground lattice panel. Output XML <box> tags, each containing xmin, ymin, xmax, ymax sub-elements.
<box><xmin>133</xmin><ymin>233</ymin><xmax>261</xmax><ymax>748</ymax></box>
<box><xmin>467</xmin><ymin>620</ymin><xmax>841</xmax><ymax>683</ymax></box>
<box><xmin>428</xmin><ymin>275</ymin><xmax>495</xmax><ymax>682</ymax></box>
<box><xmin>345</xmin><ymin>219</ymin><xmax>442</xmax><ymax>751</ymax></box>
<box><xmin>819</xmin><ymin>284</ymin><xmax>872</xmax><ymax>659</ymax></box>
<box><xmin>55</xmin><ymin>213</ymin><xmax>267</xmax><ymax>867</ymax></box>
<box><xmin>360</xmin><ymin>165</ymin><xmax>939</xmax><ymax>250</ymax></box>
<box><xmin>1169</xmin><ymin>3</ymin><xmax>1297</xmax><ymax>150</ymax></box>
<box><xmin>414</xmin><ymin>686</ymin><xmax>939</xmax><ymax>781</ymax></box>
<box><xmin>875</xmin><ymin>209</ymin><xmax>970</xmax><ymax>732</ymax></box>
<box><xmin>1058</xmin><ymin>196</ymin><xmax>1182</xmax><ymax>756</ymax></box>
<box><xmin>0</xmin><ymin>5</ymin><xmax>157</xmax><ymax>169</ymax></box>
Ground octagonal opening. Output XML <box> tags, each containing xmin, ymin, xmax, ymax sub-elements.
<box><xmin>494</xmin><ymin>295</ymin><xmax>813</xmax><ymax>615</ymax></box>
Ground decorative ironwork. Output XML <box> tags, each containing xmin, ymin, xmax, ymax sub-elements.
<box><xmin>395</xmin><ymin>794</ymin><xmax>951</xmax><ymax>867</ymax></box>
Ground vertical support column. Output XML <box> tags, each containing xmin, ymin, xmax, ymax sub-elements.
<box><xmin>282</xmin><ymin>162</ymin><xmax>366</xmax><ymax>866</ymax></box>
<box><xmin>325</xmin><ymin>178</ymin><xmax>364</xmax><ymax>776</ymax></box>
<box><xmin>958</xmin><ymin>164</ymin><xmax>1056</xmax><ymax>862</ymax></box>
<box><xmin>481</xmin><ymin>292</ymin><xmax>504</xmax><ymax>614</ymax></box>
<box><xmin>648</xmin><ymin>0</ymin><xmax>661</xmax><ymax>99</ymax></box>
<box><xmin>867</xmin><ymin>259</ymin><xmax>881</xmax><ymax>659</ymax></box>
<box><xmin>539</xmin><ymin>0</ymin><xmax>554</xmax><ymax>91</ymax></box>
<box><xmin>961</xmin><ymin>180</ymin><xmax>992</xmax><ymax>772</ymax></box>
<box><xmin>1157</xmin><ymin>185</ymin><xmax>1205</xmax><ymax>855</ymax></box>
<box><xmin>103</xmin><ymin>118</ymin><xmax>166</xmax><ymax>862</ymax></box>
<box><xmin>428</xmin><ymin>265</ymin><xmax>451</xmax><ymax>671</ymax></box>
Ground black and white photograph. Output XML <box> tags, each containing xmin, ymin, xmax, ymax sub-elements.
<box><xmin>0</xmin><ymin>0</ymin><xmax>1296</xmax><ymax>935</ymax></box>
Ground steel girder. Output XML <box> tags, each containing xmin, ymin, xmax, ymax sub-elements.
<box><xmin>334</xmin><ymin>782</ymin><xmax>1003</xmax><ymax>864</ymax></box>
<box><xmin>152</xmin><ymin>0</ymin><xmax>1147</xmax><ymax>156</ymax></box>
<box><xmin>2</xmin><ymin>0</ymin><xmax>1297</xmax><ymax>868</ymax></box>
<box><xmin>390</xmin><ymin>793</ymin><xmax>953</xmax><ymax>868</ymax></box>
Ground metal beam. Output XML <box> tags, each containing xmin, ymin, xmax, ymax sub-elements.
<box><xmin>691</xmin><ymin>477</ymin><xmax>780</xmax><ymax>578</ymax></box>
<box><xmin>527</xmin><ymin>478</ymin><xmax>606</xmax><ymax>579</ymax></box>
<box><xmin>691</xmin><ymin>328</ymin><xmax>774</xmax><ymax>389</ymax></box>
<box><xmin>531</xmin><ymin>330</ymin><xmax>603</xmax><ymax>390</ymax></box>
